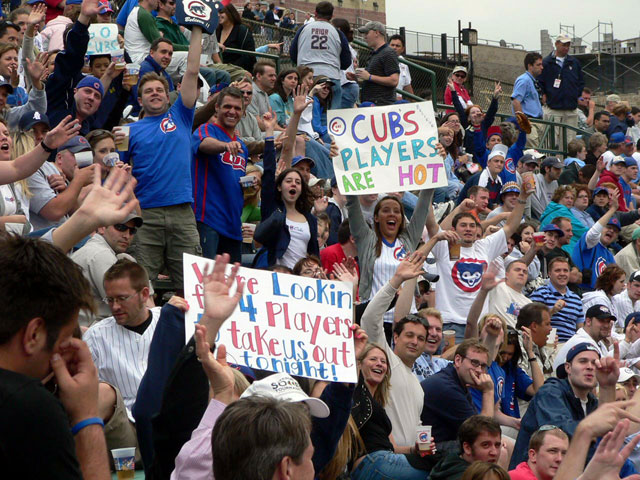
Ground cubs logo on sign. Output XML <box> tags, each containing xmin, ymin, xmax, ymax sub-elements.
<box><xmin>451</xmin><ymin>258</ymin><xmax>487</xmax><ymax>293</ymax></box>
<box><xmin>596</xmin><ymin>257</ymin><xmax>607</xmax><ymax>276</ymax></box>
<box><xmin>160</xmin><ymin>117</ymin><xmax>177</xmax><ymax>133</ymax></box>
<box><xmin>185</xmin><ymin>0</ymin><xmax>211</xmax><ymax>19</ymax></box>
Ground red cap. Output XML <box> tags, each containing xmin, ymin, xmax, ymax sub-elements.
<box><xmin>487</xmin><ymin>126</ymin><xmax>502</xmax><ymax>138</ymax></box>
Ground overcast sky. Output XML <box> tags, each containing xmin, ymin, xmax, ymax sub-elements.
<box><xmin>387</xmin><ymin>1</ymin><xmax>640</xmax><ymax>53</ymax></box>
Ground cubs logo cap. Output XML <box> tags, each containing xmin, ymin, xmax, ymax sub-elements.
<box><xmin>76</xmin><ymin>75</ymin><xmax>104</xmax><ymax>98</ymax></box>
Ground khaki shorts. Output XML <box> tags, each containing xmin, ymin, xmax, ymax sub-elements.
<box><xmin>103</xmin><ymin>383</ymin><xmax>140</xmax><ymax>469</ymax></box>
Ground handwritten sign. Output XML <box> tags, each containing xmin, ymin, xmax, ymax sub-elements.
<box><xmin>328</xmin><ymin>101</ymin><xmax>445</xmax><ymax>195</ymax></box>
<box><xmin>87</xmin><ymin>24</ymin><xmax>119</xmax><ymax>56</ymax></box>
<box><xmin>183</xmin><ymin>253</ymin><xmax>357</xmax><ymax>383</ymax></box>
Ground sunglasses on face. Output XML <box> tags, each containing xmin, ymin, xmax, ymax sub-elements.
<box><xmin>113</xmin><ymin>224</ymin><xmax>137</xmax><ymax>235</ymax></box>
<box><xmin>454</xmin><ymin>73</ymin><xmax>466</xmax><ymax>79</ymax></box>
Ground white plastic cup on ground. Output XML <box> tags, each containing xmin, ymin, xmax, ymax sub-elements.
<box><xmin>111</xmin><ymin>448</ymin><xmax>135</xmax><ymax>479</ymax></box>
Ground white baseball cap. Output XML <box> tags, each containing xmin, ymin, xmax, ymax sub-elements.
<box><xmin>618</xmin><ymin>367</ymin><xmax>640</xmax><ymax>383</ymax></box>
<box><xmin>240</xmin><ymin>373</ymin><xmax>330</xmax><ymax>418</ymax></box>
<box><xmin>488</xmin><ymin>144</ymin><xmax>508</xmax><ymax>161</ymax></box>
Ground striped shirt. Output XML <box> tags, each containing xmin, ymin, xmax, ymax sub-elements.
<box><xmin>83</xmin><ymin>307</ymin><xmax>161</xmax><ymax>420</ymax></box>
<box><xmin>528</xmin><ymin>281</ymin><xmax>584</xmax><ymax>342</ymax></box>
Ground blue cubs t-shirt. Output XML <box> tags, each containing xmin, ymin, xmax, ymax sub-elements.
<box><xmin>501</xmin><ymin>362</ymin><xmax>533</xmax><ymax>418</ymax></box>
<box><xmin>121</xmin><ymin>95</ymin><xmax>195</xmax><ymax>209</ymax></box>
<box><xmin>572</xmin><ymin>231</ymin><xmax>615</xmax><ymax>290</ymax></box>
<box><xmin>191</xmin><ymin>123</ymin><xmax>248</xmax><ymax>241</ymax></box>
<box><xmin>470</xmin><ymin>361</ymin><xmax>505</xmax><ymax>412</ymax></box>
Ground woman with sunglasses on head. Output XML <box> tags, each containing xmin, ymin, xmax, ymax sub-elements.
<box><xmin>497</xmin><ymin>328</ymin><xmax>543</xmax><ymax>422</ymax></box>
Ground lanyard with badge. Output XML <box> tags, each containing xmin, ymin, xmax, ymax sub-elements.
<box><xmin>554</xmin><ymin>57</ymin><xmax>563</xmax><ymax>88</ymax></box>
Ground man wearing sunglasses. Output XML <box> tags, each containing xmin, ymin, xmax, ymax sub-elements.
<box><xmin>510</xmin><ymin>342</ymin><xmax>618</xmax><ymax>468</ymax></box>
<box><xmin>71</xmin><ymin>212</ymin><xmax>151</xmax><ymax>326</ymax></box>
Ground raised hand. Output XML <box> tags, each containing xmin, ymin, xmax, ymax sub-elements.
<box><xmin>314</xmin><ymin>196</ymin><xmax>328</xmax><ymax>213</ymax></box>
<box><xmin>351</xmin><ymin>324</ymin><xmax>369</xmax><ymax>359</ymax></box>
<box><xmin>493</xmin><ymin>81</ymin><xmax>502</xmax><ymax>98</ymax></box>
<box><xmin>447</xmin><ymin>78</ymin><xmax>456</xmax><ymax>92</ymax></box>
<box><xmin>521</xmin><ymin>326</ymin><xmax>535</xmax><ymax>356</ymax></box>
<box><xmin>262</xmin><ymin>109</ymin><xmax>278</xmax><ymax>133</ymax></box>
<box><xmin>458</xmin><ymin>198</ymin><xmax>476</xmax><ymax>212</ymax></box>
<box><xmin>77</xmin><ymin>167</ymin><xmax>138</xmax><ymax>225</ymax></box>
<box><xmin>26</xmin><ymin>53</ymin><xmax>49</xmax><ymax>89</ymax></box>
<box><xmin>293</xmin><ymin>84</ymin><xmax>312</xmax><ymax>114</ymax></box>
<box><xmin>27</xmin><ymin>3</ymin><xmax>46</xmax><ymax>27</ymax></box>
<box><xmin>333</xmin><ymin>261</ymin><xmax>359</xmax><ymax>290</ymax></box>
<box><xmin>200</xmin><ymin>253</ymin><xmax>245</xmax><ymax>344</ymax></box>
<box><xmin>43</xmin><ymin>115</ymin><xmax>82</xmax><ymax>149</ymax></box>
<box><xmin>480</xmin><ymin>270</ymin><xmax>503</xmax><ymax>292</ymax></box>
<box><xmin>194</xmin><ymin>324</ymin><xmax>236</xmax><ymax>405</ymax></box>
<box><xmin>393</xmin><ymin>251</ymin><xmax>426</xmax><ymax>284</ymax></box>
<box><xmin>596</xmin><ymin>342</ymin><xmax>621</xmax><ymax>388</ymax></box>
<box><xmin>579</xmin><ymin>420</ymin><xmax>640</xmax><ymax>480</ymax></box>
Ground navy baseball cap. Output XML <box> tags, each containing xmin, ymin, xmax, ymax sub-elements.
<box><xmin>541</xmin><ymin>224</ymin><xmax>565</xmax><ymax>237</ymax></box>
<box><xmin>592</xmin><ymin>186</ymin><xmax>608</xmax><ymax>197</ymax></box>
<box><xmin>541</xmin><ymin>157</ymin><xmax>563</xmax><ymax>169</ymax></box>
<box><xmin>18</xmin><ymin>110</ymin><xmax>49</xmax><ymax>132</ymax></box>
<box><xmin>0</xmin><ymin>79</ymin><xmax>13</xmax><ymax>94</ymax></box>
<box><xmin>519</xmin><ymin>153</ymin><xmax>539</xmax><ymax>165</ymax></box>
<box><xmin>625</xmin><ymin>312</ymin><xmax>640</xmax><ymax>329</ymax></box>
<box><xmin>585</xmin><ymin>304</ymin><xmax>616</xmax><ymax>321</ymax></box>
<box><xmin>607</xmin><ymin>217</ymin><xmax>621</xmax><ymax>230</ymax></box>
<box><xmin>76</xmin><ymin>75</ymin><xmax>104</xmax><ymax>97</ymax></box>
<box><xmin>58</xmin><ymin>135</ymin><xmax>91</xmax><ymax>153</ymax></box>
<box><xmin>292</xmin><ymin>156</ymin><xmax>315</xmax><ymax>168</ymax></box>
<box><xmin>330</xmin><ymin>176</ymin><xmax>337</xmax><ymax>188</ymax></box>
<box><xmin>625</xmin><ymin>156</ymin><xmax>638</xmax><ymax>167</ymax></box>
<box><xmin>557</xmin><ymin>342</ymin><xmax>601</xmax><ymax>379</ymax></box>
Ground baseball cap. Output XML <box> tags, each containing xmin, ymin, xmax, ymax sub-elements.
<box><xmin>631</xmin><ymin>270</ymin><xmax>640</xmax><ymax>283</ymax></box>
<box><xmin>586</xmin><ymin>304</ymin><xmax>616</xmax><ymax>321</ymax></box>
<box><xmin>606</xmin><ymin>94</ymin><xmax>621</xmax><ymax>104</ymax></box>
<box><xmin>308</xmin><ymin>176</ymin><xmax>324</xmax><ymax>187</ymax></box>
<box><xmin>519</xmin><ymin>153</ymin><xmax>539</xmax><ymax>165</ymax></box>
<box><xmin>18</xmin><ymin>110</ymin><xmax>50</xmax><ymax>132</ymax></box>
<box><xmin>0</xmin><ymin>79</ymin><xmax>13</xmax><ymax>94</ymax></box>
<box><xmin>122</xmin><ymin>212</ymin><xmax>143</xmax><ymax>227</ymax></box>
<box><xmin>357</xmin><ymin>21</ymin><xmax>385</xmax><ymax>35</ymax></box>
<box><xmin>623</xmin><ymin>135</ymin><xmax>634</xmax><ymax>145</ymax></box>
<box><xmin>291</xmin><ymin>155</ymin><xmax>315</xmax><ymax>169</ymax></box>
<box><xmin>488</xmin><ymin>143</ymin><xmax>508</xmax><ymax>161</ymax></box>
<box><xmin>541</xmin><ymin>224</ymin><xmax>565</xmax><ymax>237</ymax></box>
<box><xmin>358</xmin><ymin>101</ymin><xmax>375</xmax><ymax>108</ymax></box>
<box><xmin>611</xmin><ymin>155</ymin><xmax>627</xmax><ymax>165</ymax></box>
<box><xmin>607</xmin><ymin>217</ymin><xmax>621</xmax><ymax>230</ymax></box>
<box><xmin>624</xmin><ymin>312</ymin><xmax>640</xmax><ymax>329</ymax></box>
<box><xmin>452</xmin><ymin>65</ymin><xmax>468</xmax><ymax>75</ymax></box>
<box><xmin>98</xmin><ymin>0</ymin><xmax>113</xmax><ymax>13</ymax></box>
<box><xmin>487</xmin><ymin>125</ymin><xmax>502</xmax><ymax>138</ymax></box>
<box><xmin>66</xmin><ymin>0</ymin><xmax>82</xmax><ymax>4</ymax></box>
<box><xmin>618</xmin><ymin>366</ymin><xmax>640</xmax><ymax>383</ymax></box>
<box><xmin>523</xmin><ymin>148</ymin><xmax>545</xmax><ymax>160</ymax></box>
<box><xmin>567</xmin><ymin>342</ymin><xmax>601</xmax><ymax>363</ymax></box>
<box><xmin>58</xmin><ymin>135</ymin><xmax>91</xmax><ymax>153</ymax></box>
<box><xmin>76</xmin><ymin>75</ymin><xmax>104</xmax><ymax>98</ymax></box>
<box><xmin>556</xmin><ymin>33</ymin><xmax>571</xmax><ymax>44</ymax></box>
<box><xmin>610</xmin><ymin>132</ymin><xmax>626</xmax><ymax>144</ymax></box>
<box><xmin>625</xmin><ymin>156</ymin><xmax>638</xmax><ymax>168</ymax></box>
<box><xmin>240</xmin><ymin>373</ymin><xmax>330</xmax><ymax>418</ymax></box>
<box><xmin>500</xmin><ymin>181</ymin><xmax>520</xmax><ymax>197</ymax></box>
<box><xmin>592</xmin><ymin>186</ymin><xmax>608</xmax><ymax>197</ymax></box>
<box><xmin>330</xmin><ymin>177</ymin><xmax>338</xmax><ymax>188</ymax></box>
<box><xmin>209</xmin><ymin>81</ymin><xmax>229</xmax><ymax>95</ymax></box>
<box><xmin>314</xmin><ymin>76</ymin><xmax>335</xmax><ymax>87</ymax></box>
<box><xmin>541</xmin><ymin>156</ymin><xmax>563</xmax><ymax>169</ymax></box>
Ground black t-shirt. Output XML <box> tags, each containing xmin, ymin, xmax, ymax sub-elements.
<box><xmin>124</xmin><ymin>310</ymin><xmax>153</xmax><ymax>335</ymax></box>
<box><xmin>0</xmin><ymin>368</ymin><xmax>82</xmax><ymax>478</ymax></box>
<box><xmin>362</xmin><ymin>43</ymin><xmax>400</xmax><ymax>106</ymax></box>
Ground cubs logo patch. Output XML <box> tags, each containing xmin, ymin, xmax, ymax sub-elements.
<box><xmin>451</xmin><ymin>258</ymin><xmax>487</xmax><ymax>292</ymax></box>
<box><xmin>393</xmin><ymin>244</ymin><xmax>408</xmax><ymax>261</ymax></box>
<box><xmin>160</xmin><ymin>117</ymin><xmax>177</xmax><ymax>133</ymax></box>
<box><xmin>596</xmin><ymin>257</ymin><xmax>607</xmax><ymax>276</ymax></box>
<box><xmin>504</xmin><ymin>158</ymin><xmax>516</xmax><ymax>174</ymax></box>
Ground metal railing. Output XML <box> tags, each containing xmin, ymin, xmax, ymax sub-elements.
<box><xmin>238</xmin><ymin>18</ymin><xmax>585</xmax><ymax>156</ymax></box>
<box><xmin>220</xmin><ymin>47</ymin><xmax>283</xmax><ymax>72</ymax></box>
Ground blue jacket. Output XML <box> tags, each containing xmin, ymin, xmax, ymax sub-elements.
<box><xmin>254</xmin><ymin>144</ymin><xmax>319</xmax><ymax>267</ymax></box>
<box><xmin>451</xmin><ymin>90</ymin><xmax>498</xmax><ymax>158</ymax></box>
<box><xmin>325</xmin><ymin>202</ymin><xmax>343</xmax><ymax>246</ymax></box>
<box><xmin>45</xmin><ymin>21</ymin><xmax>112</xmax><ymax>135</ymax></box>
<box><xmin>538</xmin><ymin>53</ymin><xmax>584</xmax><ymax>110</ymax></box>
<box><xmin>510</xmin><ymin>377</ymin><xmax>597</xmax><ymax>469</ymax></box>
<box><xmin>130</xmin><ymin>54</ymin><xmax>175</xmax><ymax>115</ymax></box>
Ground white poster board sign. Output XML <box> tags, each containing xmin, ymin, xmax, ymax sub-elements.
<box><xmin>87</xmin><ymin>24</ymin><xmax>119</xmax><ymax>56</ymax></box>
<box><xmin>183</xmin><ymin>253</ymin><xmax>357</xmax><ymax>383</ymax></box>
<box><xmin>328</xmin><ymin>101</ymin><xmax>445</xmax><ymax>195</ymax></box>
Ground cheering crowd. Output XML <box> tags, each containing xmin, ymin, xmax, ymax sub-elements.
<box><xmin>3</xmin><ymin>0</ymin><xmax>640</xmax><ymax>479</ymax></box>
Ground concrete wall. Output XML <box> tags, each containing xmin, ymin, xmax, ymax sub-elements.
<box><xmin>472</xmin><ymin>44</ymin><xmax>527</xmax><ymax>84</ymax></box>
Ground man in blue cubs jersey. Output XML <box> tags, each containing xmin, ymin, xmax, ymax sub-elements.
<box><xmin>120</xmin><ymin>26</ymin><xmax>203</xmax><ymax>290</ymax></box>
<box><xmin>192</xmin><ymin>87</ymin><xmax>254</xmax><ymax>262</ymax></box>
<box><xmin>572</xmin><ymin>192</ymin><xmax>620</xmax><ymax>290</ymax></box>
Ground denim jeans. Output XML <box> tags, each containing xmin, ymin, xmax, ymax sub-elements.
<box><xmin>351</xmin><ymin>450</ymin><xmax>428</xmax><ymax>480</ymax></box>
<box><xmin>329</xmin><ymin>79</ymin><xmax>343</xmax><ymax>110</ymax></box>
<box><xmin>305</xmin><ymin>138</ymin><xmax>334</xmax><ymax>179</ymax></box>
<box><xmin>197</xmin><ymin>222</ymin><xmax>242</xmax><ymax>263</ymax></box>
<box><xmin>341</xmin><ymin>82</ymin><xmax>360</xmax><ymax>109</ymax></box>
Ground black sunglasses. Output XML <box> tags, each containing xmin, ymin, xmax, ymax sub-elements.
<box><xmin>113</xmin><ymin>224</ymin><xmax>137</xmax><ymax>235</ymax></box>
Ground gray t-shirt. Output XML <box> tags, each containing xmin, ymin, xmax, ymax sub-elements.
<box><xmin>294</xmin><ymin>21</ymin><xmax>343</xmax><ymax>79</ymax></box>
<box><xmin>27</xmin><ymin>161</ymin><xmax>67</xmax><ymax>231</ymax></box>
